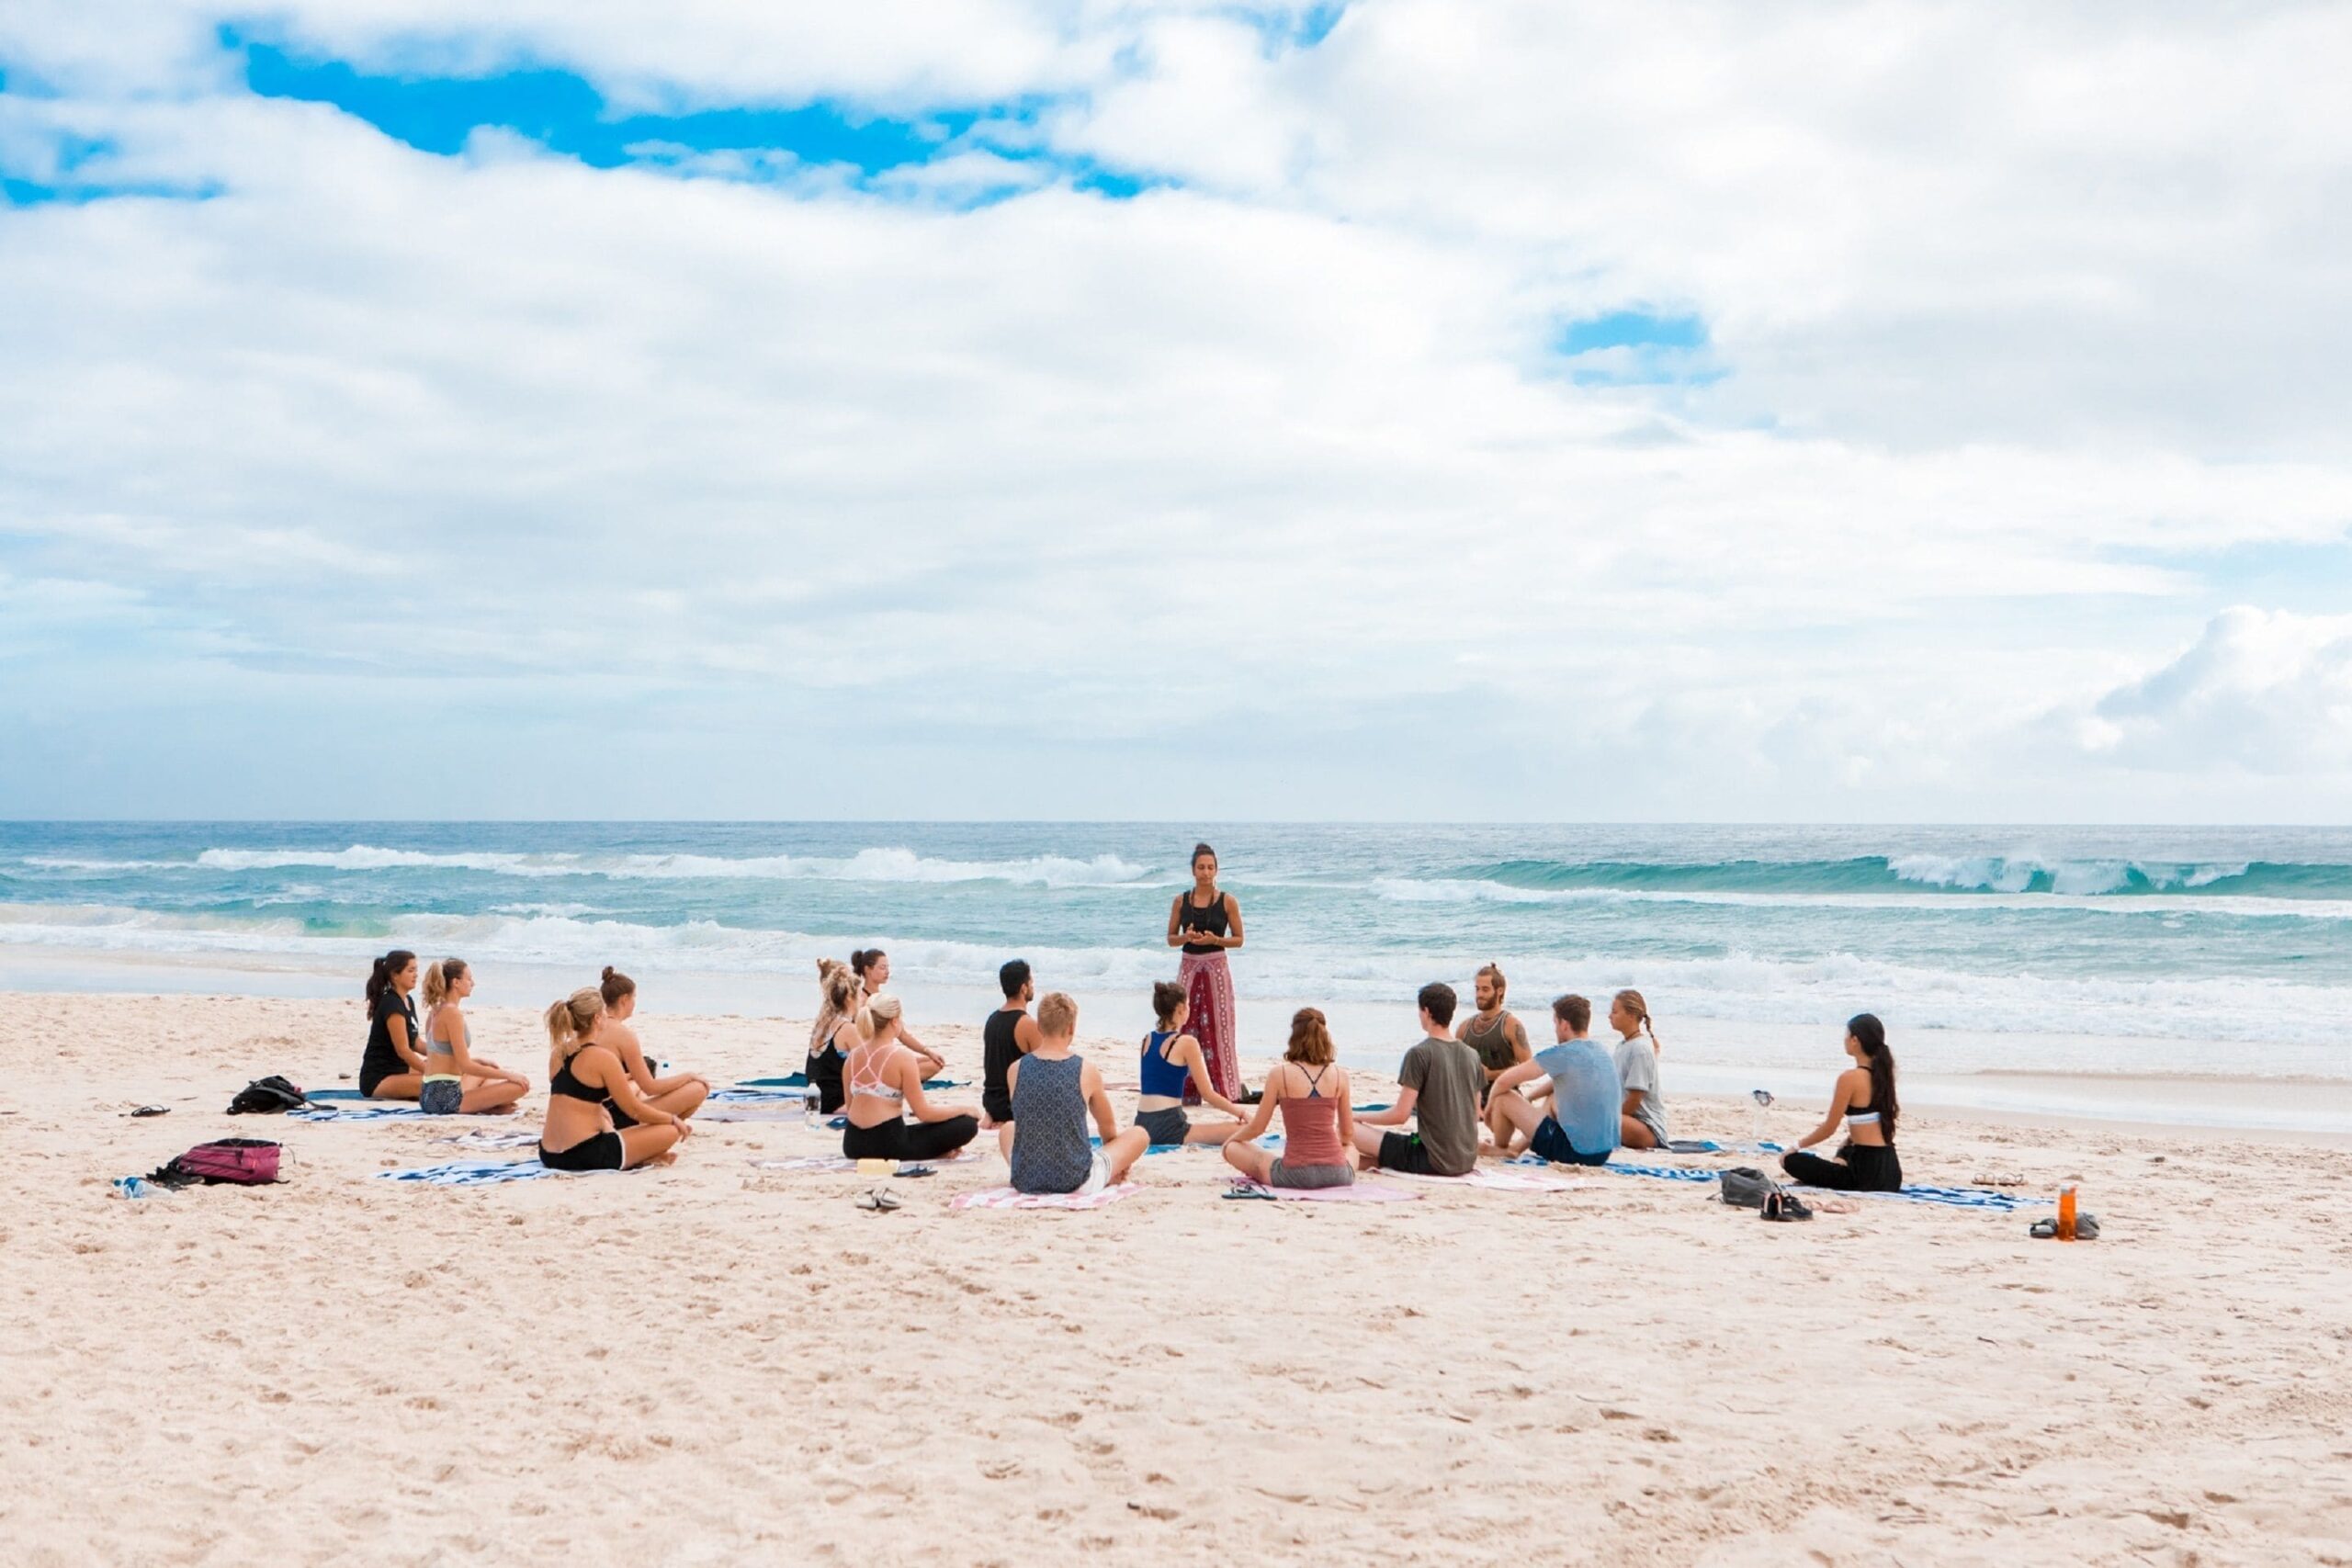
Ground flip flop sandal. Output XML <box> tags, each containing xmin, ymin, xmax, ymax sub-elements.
<box><xmin>1760</xmin><ymin>1190</ymin><xmax>1814</xmax><ymax>1222</ymax></box>
<box><xmin>1221</xmin><ymin>1182</ymin><xmax>1275</xmax><ymax>1201</ymax></box>
<box><xmin>129</xmin><ymin>1105</ymin><xmax>171</xmax><ymax>1118</ymax></box>
<box><xmin>2028</xmin><ymin>1217</ymin><xmax>2058</xmax><ymax>1238</ymax></box>
<box><xmin>895</xmin><ymin>1164</ymin><xmax>936</xmax><ymax>1179</ymax></box>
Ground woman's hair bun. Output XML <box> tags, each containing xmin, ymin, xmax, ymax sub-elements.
<box><xmin>602</xmin><ymin>965</ymin><xmax>616</xmax><ymax>981</ymax></box>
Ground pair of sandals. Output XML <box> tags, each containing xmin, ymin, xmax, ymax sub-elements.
<box><xmin>2028</xmin><ymin>1213</ymin><xmax>2101</xmax><ymax>1240</ymax></box>
<box><xmin>1760</xmin><ymin>1189</ymin><xmax>1814</xmax><ymax>1223</ymax></box>
<box><xmin>854</xmin><ymin>1187</ymin><xmax>901</xmax><ymax>1213</ymax></box>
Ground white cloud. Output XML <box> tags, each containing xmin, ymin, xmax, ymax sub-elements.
<box><xmin>1</xmin><ymin>5</ymin><xmax>2348</xmax><ymax>818</ymax></box>
<box><xmin>2083</xmin><ymin>607</ymin><xmax>2352</xmax><ymax>771</ymax></box>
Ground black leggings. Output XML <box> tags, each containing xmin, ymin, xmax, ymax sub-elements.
<box><xmin>842</xmin><ymin>1114</ymin><xmax>978</xmax><ymax>1162</ymax></box>
<box><xmin>1781</xmin><ymin>1141</ymin><xmax>1902</xmax><ymax>1192</ymax></box>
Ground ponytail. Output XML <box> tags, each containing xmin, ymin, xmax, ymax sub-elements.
<box><xmin>1849</xmin><ymin>1012</ymin><xmax>1898</xmax><ymax>1137</ymax></box>
<box><xmin>545</xmin><ymin>987</ymin><xmax>602</xmax><ymax>1058</ymax></box>
<box><xmin>366</xmin><ymin>949</ymin><xmax>417</xmax><ymax>1008</ymax></box>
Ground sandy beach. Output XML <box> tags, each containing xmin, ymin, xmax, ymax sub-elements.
<box><xmin>6</xmin><ymin>989</ymin><xmax>2350</xmax><ymax>1567</ymax></box>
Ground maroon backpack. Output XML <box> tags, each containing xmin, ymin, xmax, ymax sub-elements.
<box><xmin>152</xmin><ymin>1138</ymin><xmax>284</xmax><ymax>1188</ymax></box>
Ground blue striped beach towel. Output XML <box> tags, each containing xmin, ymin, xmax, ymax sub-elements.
<box><xmin>376</xmin><ymin>1159</ymin><xmax>556</xmax><ymax>1186</ymax></box>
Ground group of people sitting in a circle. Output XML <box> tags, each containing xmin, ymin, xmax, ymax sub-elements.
<box><xmin>358</xmin><ymin>944</ymin><xmax>1903</xmax><ymax>1192</ymax></box>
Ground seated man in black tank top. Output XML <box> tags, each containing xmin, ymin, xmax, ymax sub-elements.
<box><xmin>983</xmin><ymin>959</ymin><xmax>1041</xmax><ymax>1160</ymax></box>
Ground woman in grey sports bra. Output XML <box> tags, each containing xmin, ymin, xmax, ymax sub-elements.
<box><xmin>419</xmin><ymin>958</ymin><xmax>528</xmax><ymax>1115</ymax></box>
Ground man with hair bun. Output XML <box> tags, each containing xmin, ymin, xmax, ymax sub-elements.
<box><xmin>1458</xmin><ymin>962</ymin><xmax>1531</xmax><ymax>1092</ymax></box>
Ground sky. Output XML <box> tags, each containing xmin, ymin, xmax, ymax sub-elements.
<box><xmin>1</xmin><ymin>1</ymin><xmax>2348</xmax><ymax>822</ymax></box>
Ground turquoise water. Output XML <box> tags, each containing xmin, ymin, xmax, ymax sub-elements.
<box><xmin>4</xmin><ymin>822</ymin><xmax>2349</xmax><ymax>1077</ymax></box>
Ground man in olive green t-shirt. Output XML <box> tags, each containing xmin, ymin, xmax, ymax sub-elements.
<box><xmin>1351</xmin><ymin>982</ymin><xmax>1487</xmax><ymax>1177</ymax></box>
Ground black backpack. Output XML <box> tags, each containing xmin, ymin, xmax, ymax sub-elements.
<box><xmin>226</xmin><ymin>1075</ymin><xmax>309</xmax><ymax>1115</ymax></box>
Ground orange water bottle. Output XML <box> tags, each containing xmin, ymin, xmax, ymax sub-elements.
<box><xmin>2057</xmin><ymin>1183</ymin><xmax>2078</xmax><ymax>1242</ymax></box>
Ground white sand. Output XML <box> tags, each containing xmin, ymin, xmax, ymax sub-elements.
<box><xmin>6</xmin><ymin>990</ymin><xmax>2351</xmax><ymax>1567</ymax></box>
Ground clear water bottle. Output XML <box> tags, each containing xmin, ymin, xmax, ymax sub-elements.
<box><xmin>803</xmin><ymin>1081</ymin><xmax>821</xmax><ymax>1130</ymax></box>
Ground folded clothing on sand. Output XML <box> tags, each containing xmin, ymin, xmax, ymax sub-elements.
<box><xmin>952</xmin><ymin>1184</ymin><xmax>1138</xmax><ymax>1212</ymax></box>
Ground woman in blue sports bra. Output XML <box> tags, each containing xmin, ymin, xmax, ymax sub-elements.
<box><xmin>1134</xmin><ymin>981</ymin><xmax>1249</xmax><ymax>1145</ymax></box>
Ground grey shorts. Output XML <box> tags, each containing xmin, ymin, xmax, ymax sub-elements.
<box><xmin>419</xmin><ymin>1078</ymin><xmax>462</xmax><ymax>1115</ymax></box>
<box><xmin>1269</xmin><ymin>1158</ymin><xmax>1353</xmax><ymax>1190</ymax></box>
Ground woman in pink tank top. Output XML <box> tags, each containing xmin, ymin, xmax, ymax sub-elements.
<box><xmin>1222</xmin><ymin>1009</ymin><xmax>1356</xmax><ymax>1190</ymax></box>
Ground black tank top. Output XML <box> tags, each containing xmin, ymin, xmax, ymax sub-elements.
<box><xmin>983</xmin><ymin>1008</ymin><xmax>1025</xmax><ymax>1116</ymax></box>
<box><xmin>1177</xmin><ymin>891</ymin><xmax>1229</xmax><ymax>955</ymax></box>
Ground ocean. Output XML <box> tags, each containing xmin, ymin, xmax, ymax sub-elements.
<box><xmin>5</xmin><ymin>822</ymin><xmax>2348</xmax><ymax>1127</ymax></box>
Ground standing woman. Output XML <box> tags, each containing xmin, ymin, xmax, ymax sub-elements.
<box><xmin>359</xmin><ymin>950</ymin><xmax>424</xmax><ymax>1101</ymax></box>
<box><xmin>596</xmin><ymin>966</ymin><xmax>708</xmax><ymax>1124</ymax></box>
<box><xmin>420</xmin><ymin>958</ymin><xmax>528</xmax><ymax>1114</ymax></box>
<box><xmin>1781</xmin><ymin>1013</ymin><xmax>1903</xmax><ymax>1192</ymax></box>
<box><xmin>1165</xmin><ymin>842</ymin><xmax>1246</xmax><ymax>1102</ymax></box>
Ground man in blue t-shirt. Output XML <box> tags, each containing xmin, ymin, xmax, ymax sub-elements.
<box><xmin>1485</xmin><ymin>993</ymin><xmax>1620</xmax><ymax>1166</ymax></box>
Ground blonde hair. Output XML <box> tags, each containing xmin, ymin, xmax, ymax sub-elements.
<box><xmin>1614</xmin><ymin>988</ymin><xmax>1658</xmax><ymax>1050</ymax></box>
<box><xmin>1476</xmin><ymin>963</ymin><xmax>1506</xmax><ymax>1002</ymax></box>
<box><xmin>422</xmin><ymin>957</ymin><xmax>468</xmax><ymax>1007</ymax></box>
<box><xmin>811</xmin><ymin>958</ymin><xmax>852</xmax><ymax>1052</ymax></box>
<box><xmin>544</xmin><ymin>987</ymin><xmax>603</xmax><ymax>1058</ymax></box>
<box><xmin>1036</xmin><ymin>991</ymin><xmax>1078</xmax><ymax>1038</ymax></box>
<box><xmin>866</xmin><ymin>995</ymin><xmax>903</xmax><ymax>1027</ymax></box>
<box><xmin>1285</xmin><ymin>1007</ymin><xmax>1334</xmax><ymax>1066</ymax></box>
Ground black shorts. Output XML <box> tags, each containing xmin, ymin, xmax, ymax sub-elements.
<box><xmin>1529</xmin><ymin>1115</ymin><xmax>1612</xmax><ymax>1167</ymax></box>
<box><xmin>1135</xmin><ymin>1106</ymin><xmax>1192</xmax><ymax>1146</ymax></box>
<box><xmin>358</xmin><ymin>1061</ymin><xmax>400</xmax><ymax>1098</ymax></box>
<box><xmin>1377</xmin><ymin>1132</ymin><xmax>1442</xmax><ymax>1176</ymax></box>
<box><xmin>842</xmin><ymin>1115</ymin><xmax>979</xmax><ymax>1162</ymax></box>
<box><xmin>982</xmin><ymin>1088</ymin><xmax>1012</xmax><ymax>1124</ymax></box>
<box><xmin>538</xmin><ymin>1133</ymin><xmax>626</xmax><ymax>1172</ymax></box>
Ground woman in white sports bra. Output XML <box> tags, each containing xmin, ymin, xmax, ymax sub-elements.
<box><xmin>841</xmin><ymin>998</ymin><xmax>981</xmax><ymax>1162</ymax></box>
<box><xmin>1780</xmin><ymin>1012</ymin><xmax>1902</xmax><ymax>1192</ymax></box>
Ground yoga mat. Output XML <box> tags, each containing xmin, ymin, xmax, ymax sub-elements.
<box><xmin>952</xmin><ymin>1184</ymin><xmax>1139</xmax><ymax>1212</ymax></box>
<box><xmin>1228</xmin><ymin>1179</ymin><xmax>1418</xmax><ymax>1203</ymax></box>
<box><xmin>433</xmin><ymin>1129</ymin><xmax>540</xmax><ymax>1151</ymax></box>
<box><xmin>739</xmin><ymin>1074</ymin><xmax>961</xmax><ymax>1090</ymax></box>
<box><xmin>1386</xmin><ymin>1165</ymin><xmax>1592</xmax><ymax>1193</ymax></box>
<box><xmin>289</xmin><ymin>1103</ymin><xmax>435</xmax><ymax>1122</ymax></box>
<box><xmin>376</xmin><ymin>1159</ymin><xmax>556</xmax><ymax>1186</ymax></box>
<box><xmin>1589</xmin><ymin>1159</ymin><xmax>2052</xmax><ymax>1211</ymax></box>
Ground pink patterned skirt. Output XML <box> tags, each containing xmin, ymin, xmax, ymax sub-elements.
<box><xmin>1178</xmin><ymin>951</ymin><xmax>1239</xmax><ymax>1102</ymax></box>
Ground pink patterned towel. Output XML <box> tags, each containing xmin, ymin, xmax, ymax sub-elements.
<box><xmin>952</xmin><ymin>1184</ymin><xmax>1140</xmax><ymax>1212</ymax></box>
<box><xmin>1232</xmin><ymin>1180</ymin><xmax>1419</xmax><ymax>1203</ymax></box>
<box><xmin>1385</xmin><ymin>1166</ymin><xmax>1593</xmax><ymax>1193</ymax></box>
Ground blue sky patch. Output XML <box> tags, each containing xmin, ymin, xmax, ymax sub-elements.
<box><xmin>224</xmin><ymin>28</ymin><xmax>1158</xmax><ymax>205</ymax></box>
<box><xmin>1552</xmin><ymin>310</ymin><xmax>1720</xmax><ymax>388</ymax></box>
<box><xmin>1558</xmin><ymin>310</ymin><xmax>1707</xmax><ymax>355</ymax></box>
